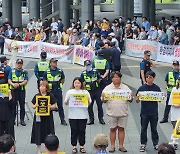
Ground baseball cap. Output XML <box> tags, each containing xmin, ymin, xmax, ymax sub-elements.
<box><xmin>50</xmin><ymin>58</ymin><xmax>58</xmax><ymax>63</ymax></box>
<box><xmin>173</xmin><ymin>60</ymin><xmax>179</xmax><ymax>65</ymax></box>
<box><xmin>144</xmin><ymin>50</ymin><xmax>151</xmax><ymax>56</ymax></box>
<box><xmin>94</xmin><ymin>134</ymin><xmax>108</xmax><ymax>147</ymax></box>
<box><xmin>108</xmin><ymin>32</ymin><xmax>115</xmax><ymax>37</ymax></box>
<box><xmin>16</xmin><ymin>59</ymin><xmax>23</xmax><ymax>64</ymax></box>
<box><xmin>84</xmin><ymin>60</ymin><xmax>91</xmax><ymax>66</ymax></box>
<box><xmin>0</xmin><ymin>56</ymin><xmax>8</xmax><ymax>63</ymax></box>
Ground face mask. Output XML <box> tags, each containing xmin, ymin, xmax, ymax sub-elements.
<box><xmin>103</xmin><ymin>20</ymin><xmax>106</xmax><ymax>22</ymax></box>
<box><xmin>86</xmin><ymin>65</ymin><xmax>92</xmax><ymax>71</ymax></box>
<box><xmin>77</xmin><ymin>21</ymin><xmax>80</xmax><ymax>24</ymax></box>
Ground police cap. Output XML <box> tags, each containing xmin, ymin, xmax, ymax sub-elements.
<box><xmin>50</xmin><ymin>58</ymin><xmax>58</xmax><ymax>63</ymax></box>
<box><xmin>173</xmin><ymin>60</ymin><xmax>179</xmax><ymax>65</ymax></box>
<box><xmin>16</xmin><ymin>59</ymin><xmax>23</xmax><ymax>64</ymax></box>
<box><xmin>84</xmin><ymin>60</ymin><xmax>91</xmax><ymax>66</ymax></box>
<box><xmin>40</xmin><ymin>51</ymin><xmax>47</xmax><ymax>59</ymax></box>
<box><xmin>0</xmin><ymin>56</ymin><xmax>8</xmax><ymax>63</ymax></box>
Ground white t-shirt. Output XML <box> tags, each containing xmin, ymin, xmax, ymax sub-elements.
<box><xmin>168</xmin><ymin>87</ymin><xmax>180</xmax><ymax>121</ymax></box>
<box><xmin>50</xmin><ymin>22</ymin><xmax>58</xmax><ymax>31</ymax></box>
<box><xmin>65</xmin><ymin>89</ymin><xmax>91</xmax><ymax>119</ymax></box>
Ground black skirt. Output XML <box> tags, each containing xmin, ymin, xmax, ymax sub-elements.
<box><xmin>31</xmin><ymin>112</ymin><xmax>55</xmax><ymax>145</ymax></box>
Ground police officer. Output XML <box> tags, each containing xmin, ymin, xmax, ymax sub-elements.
<box><xmin>140</xmin><ymin>50</ymin><xmax>156</xmax><ymax>85</ymax></box>
<box><xmin>34</xmin><ymin>51</ymin><xmax>49</xmax><ymax>89</ymax></box>
<box><xmin>0</xmin><ymin>56</ymin><xmax>11</xmax><ymax>84</ymax></box>
<box><xmin>80</xmin><ymin>60</ymin><xmax>105</xmax><ymax>125</ymax></box>
<box><xmin>92</xmin><ymin>50</ymin><xmax>110</xmax><ymax>91</ymax></box>
<box><xmin>8</xmin><ymin>59</ymin><xmax>28</xmax><ymax>126</ymax></box>
<box><xmin>43</xmin><ymin>58</ymin><xmax>67</xmax><ymax>126</ymax></box>
<box><xmin>160</xmin><ymin>60</ymin><xmax>179</xmax><ymax>123</ymax></box>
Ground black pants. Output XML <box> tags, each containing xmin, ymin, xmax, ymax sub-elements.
<box><xmin>12</xmin><ymin>90</ymin><xmax>26</xmax><ymax>121</ymax></box>
<box><xmin>113</xmin><ymin>65</ymin><xmax>121</xmax><ymax>72</ymax></box>
<box><xmin>163</xmin><ymin>94</ymin><xmax>171</xmax><ymax>120</ymax></box>
<box><xmin>51</xmin><ymin>89</ymin><xmax>65</xmax><ymax>122</ymax></box>
<box><xmin>88</xmin><ymin>89</ymin><xmax>104</xmax><ymax>121</ymax></box>
<box><xmin>69</xmin><ymin>119</ymin><xmax>87</xmax><ymax>146</ymax></box>
<box><xmin>0</xmin><ymin>44</ymin><xmax>4</xmax><ymax>55</ymax></box>
<box><xmin>0</xmin><ymin>118</ymin><xmax>14</xmax><ymax>138</ymax></box>
<box><xmin>100</xmin><ymin>78</ymin><xmax>107</xmax><ymax>92</ymax></box>
<box><xmin>140</xmin><ymin>115</ymin><xmax>159</xmax><ymax>146</ymax></box>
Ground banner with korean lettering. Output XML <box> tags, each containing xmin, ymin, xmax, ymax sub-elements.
<box><xmin>139</xmin><ymin>91</ymin><xmax>166</xmax><ymax>102</ymax></box>
<box><xmin>4</xmin><ymin>39</ymin><xmax>74</xmax><ymax>63</ymax></box>
<box><xmin>103</xmin><ymin>90</ymin><xmax>132</xmax><ymax>101</ymax></box>
<box><xmin>69</xmin><ymin>94</ymin><xmax>89</xmax><ymax>108</ymax></box>
<box><xmin>0</xmin><ymin>84</ymin><xmax>8</xmax><ymax>97</ymax></box>
<box><xmin>73</xmin><ymin>45</ymin><xmax>95</xmax><ymax>65</ymax></box>
<box><xmin>156</xmin><ymin>43</ymin><xmax>180</xmax><ymax>64</ymax></box>
<box><xmin>125</xmin><ymin>39</ymin><xmax>158</xmax><ymax>60</ymax></box>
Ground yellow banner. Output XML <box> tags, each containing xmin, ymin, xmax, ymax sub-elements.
<box><xmin>172</xmin><ymin>92</ymin><xmax>180</xmax><ymax>105</ymax></box>
<box><xmin>139</xmin><ymin>91</ymin><xmax>166</xmax><ymax>102</ymax></box>
<box><xmin>36</xmin><ymin>96</ymin><xmax>50</xmax><ymax>116</ymax></box>
<box><xmin>174</xmin><ymin>118</ymin><xmax>180</xmax><ymax>138</ymax></box>
<box><xmin>104</xmin><ymin>90</ymin><xmax>131</xmax><ymax>101</ymax></box>
<box><xmin>0</xmin><ymin>84</ymin><xmax>8</xmax><ymax>97</ymax></box>
<box><xmin>69</xmin><ymin>94</ymin><xmax>88</xmax><ymax>107</ymax></box>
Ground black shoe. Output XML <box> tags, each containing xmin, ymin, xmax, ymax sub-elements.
<box><xmin>160</xmin><ymin>119</ymin><xmax>168</xmax><ymax>123</ymax></box>
<box><xmin>61</xmin><ymin>120</ymin><xmax>67</xmax><ymax>126</ymax></box>
<box><xmin>20</xmin><ymin>120</ymin><xmax>26</xmax><ymax>126</ymax></box>
<box><xmin>87</xmin><ymin>121</ymin><xmax>94</xmax><ymax>125</ymax></box>
<box><xmin>174</xmin><ymin>144</ymin><xmax>178</xmax><ymax>150</ymax></box>
<box><xmin>99</xmin><ymin>119</ymin><xmax>105</xmax><ymax>125</ymax></box>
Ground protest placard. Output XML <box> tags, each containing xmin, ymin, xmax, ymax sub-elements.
<box><xmin>0</xmin><ymin>84</ymin><xmax>8</xmax><ymax>97</ymax></box>
<box><xmin>103</xmin><ymin>90</ymin><xmax>132</xmax><ymax>101</ymax></box>
<box><xmin>36</xmin><ymin>96</ymin><xmax>50</xmax><ymax>116</ymax></box>
<box><xmin>69</xmin><ymin>94</ymin><xmax>88</xmax><ymax>107</ymax></box>
<box><xmin>139</xmin><ymin>91</ymin><xmax>166</xmax><ymax>101</ymax></box>
<box><xmin>174</xmin><ymin>118</ymin><xmax>180</xmax><ymax>138</ymax></box>
<box><xmin>172</xmin><ymin>92</ymin><xmax>180</xmax><ymax>105</ymax></box>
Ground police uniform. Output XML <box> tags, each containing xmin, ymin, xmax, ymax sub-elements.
<box><xmin>92</xmin><ymin>53</ymin><xmax>110</xmax><ymax>91</ymax></box>
<box><xmin>140</xmin><ymin>58</ymin><xmax>152</xmax><ymax>85</ymax></box>
<box><xmin>43</xmin><ymin>59</ymin><xmax>67</xmax><ymax>125</ymax></box>
<box><xmin>8</xmin><ymin>59</ymin><xmax>28</xmax><ymax>126</ymax></box>
<box><xmin>34</xmin><ymin>60</ymin><xmax>49</xmax><ymax>88</ymax></box>
<box><xmin>81</xmin><ymin>60</ymin><xmax>105</xmax><ymax>125</ymax></box>
<box><xmin>160</xmin><ymin>60</ymin><xmax>179</xmax><ymax>123</ymax></box>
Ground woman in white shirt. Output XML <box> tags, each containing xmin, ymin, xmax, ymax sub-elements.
<box><xmin>168</xmin><ymin>75</ymin><xmax>180</xmax><ymax>149</ymax></box>
<box><xmin>64</xmin><ymin>77</ymin><xmax>91</xmax><ymax>153</ymax></box>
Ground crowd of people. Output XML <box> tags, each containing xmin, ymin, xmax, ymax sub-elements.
<box><xmin>0</xmin><ymin>15</ymin><xmax>179</xmax><ymax>154</ymax></box>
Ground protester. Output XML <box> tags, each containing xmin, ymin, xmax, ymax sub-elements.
<box><xmin>136</xmin><ymin>71</ymin><xmax>161</xmax><ymax>152</ymax></box>
<box><xmin>0</xmin><ymin>26</ymin><xmax>5</xmax><ymax>55</ymax></box>
<box><xmin>168</xmin><ymin>75</ymin><xmax>180</xmax><ymax>150</ymax></box>
<box><xmin>94</xmin><ymin>133</ymin><xmax>108</xmax><ymax>154</ymax></box>
<box><xmin>64</xmin><ymin>77</ymin><xmax>91</xmax><ymax>153</ymax></box>
<box><xmin>102</xmin><ymin>72</ymin><xmax>133</xmax><ymax>153</ymax></box>
<box><xmin>31</xmin><ymin>81</ymin><xmax>57</xmax><ymax>154</ymax></box>
<box><xmin>34</xmin><ymin>29</ymin><xmax>41</xmax><ymax>41</ymax></box>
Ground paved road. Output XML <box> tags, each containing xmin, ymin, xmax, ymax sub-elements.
<box><xmin>11</xmin><ymin>55</ymin><xmax>180</xmax><ymax>154</ymax></box>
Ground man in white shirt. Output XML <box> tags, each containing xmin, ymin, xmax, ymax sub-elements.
<box><xmin>50</xmin><ymin>17</ymin><xmax>58</xmax><ymax>32</ymax></box>
<box><xmin>27</xmin><ymin>19</ymin><xmax>36</xmax><ymax>31</ymax></box>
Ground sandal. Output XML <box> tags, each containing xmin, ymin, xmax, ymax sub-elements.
<box><xmin>119</xmin><ymin>147</ymin><xmax>127</xmax><ymax>152</ymax></box>
<box><xmin>80</xmin><ymin>147</ymin><xmax>86</xmax><ymax>153</ymax></box>
<box><xmin>72</xmin><ymin>147</ymin><xmax>78</xmax><ymax>153</ymax></box>
<box><xmin>109</xmin><ymin>147</ymin><xmax>115</xmax><ymax>153</ymax></box>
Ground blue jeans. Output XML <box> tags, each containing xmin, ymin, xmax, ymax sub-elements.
<box><xmin>140</xmin><ymin>115</ymin><xmax>159</xmax><ymax>146</ymax></box>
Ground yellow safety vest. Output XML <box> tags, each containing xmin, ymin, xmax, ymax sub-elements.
<box><xmin>167</xmin><ymin>72</ymin><xmax>177</xmax><ymax>92</ymax></box>
<box><xmin>94</xmin><ymin>59</ymin><xmax>107</xmax><ymax>70</ymax></box>
<box><xmin>83</xmin><ymin>69</ymin><xmax>99</xmax><ymax>91</ymax></box>
<box><xmin>9</xmin><ymin>69</ymin><xmax>26</xmax><ymax>90</ymax></box>
<box><xmin>37</xmin><ymin>61</ymin><xmax>49</xmax><ymax>72</ymax></box>
<box><xmin>46</xmin><ymin>69</ymin><xmax>63</xmax><ymax>90</ymax></box>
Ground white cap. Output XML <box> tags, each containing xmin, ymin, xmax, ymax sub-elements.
<box><xmin>108</xmin><ymin>32</ymin><xmax>115</xmax><ymax>36</ymax></box>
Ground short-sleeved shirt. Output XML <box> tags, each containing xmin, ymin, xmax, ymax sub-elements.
<box><xmin>0</xmin><ymin>64</ymin><xmax>12</xmax><ymax>78</ymax></box>
<box><xmin>140</xmin><ymin>59</ymin><xmax>152</xmax><ymax>71</ymax></box>
<box><xmin>32</xmin><ymin>92</ymin><xmax>57</xmax><ymax>106</ymax></box>
<box><xmin>64</xmin><ymin>89</ymin><xmax>91</xmax><ymax>119</ymax></box>
<box><xmin>8</xmin><ymin>69</ymin><xmax>28</xmax><ymax>81</ymax></box>
<box><xmin>168</xmin><ymin>87</ymin><xmax>180</xmax><ymax>121</ymax></box>
<box><xmin>103</xmin><ymin>83</ymin><xmax>132</xmax><ymax>117</ymax></box>
<box><xmin>165</xmin><ymin>70</ymin><xmax>179</xmax><ymax>94</ymax></box>
<box><xmin>126</xmin><ymin>29</ymin><xmax>133</xmax><ymax>39</ymax></box>
<box><xmin>43</xmin><ymin>67</ymin><xmax>65</xmax><ymax>81</ymax></box>
<box><xmin>136</xmin><ymin>83</ymin><xmax>161</xmax><ymax>116</ymax></box>
<box><xmin>80</xmin><ymin>69</ymin><xmax>101</xmax><ymax>82</ymax></box>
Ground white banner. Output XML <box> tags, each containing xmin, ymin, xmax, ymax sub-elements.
<box><xmin>125</xmin><ymin>39</ymin><xmax>158</xmax><ymax>60</ymax></box>
<box><xmin>156</xmin><ymin>43</ymin><xmax>180</xmax><ymax>64</ymax></box>
<box><xmin>4</xmin><ymin>39</ymin><xmax>74</xmax><ymax>63</ymax></box>
<box><xmin>139</xmin><ymin>91</ymin><xmax>166</xmax><ymax>102</ymax></box>
<box><xmin>73</xmin><ymin>45</ymin><xmax>95</xmax><ymax>65</ymax></box>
